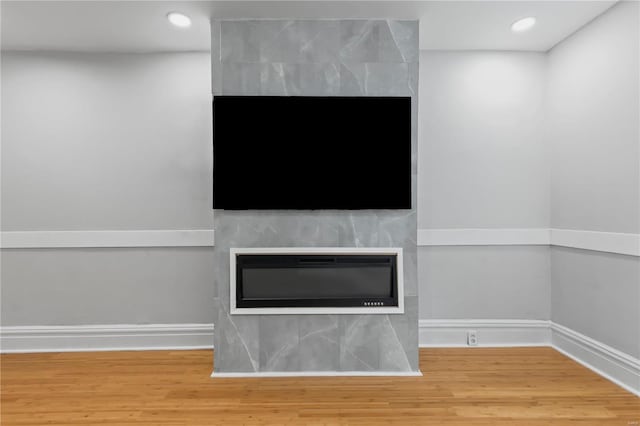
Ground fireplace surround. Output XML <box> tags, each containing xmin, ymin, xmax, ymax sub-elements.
<box><xmin>211</xmin><ymin>19</ymin><xmax>418</xmax><ymax>375</ymax></box>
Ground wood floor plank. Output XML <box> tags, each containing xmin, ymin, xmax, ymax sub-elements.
<box><xmin>1</xmin><ymin>347</ymin><xmax>638</xmax><ymax>425</ymax></box>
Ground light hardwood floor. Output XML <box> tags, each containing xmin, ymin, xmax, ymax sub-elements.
<box><xmin>1</xmin><ymin>347</ymin><xmax>638</xmax><ymax>425</ymax></box>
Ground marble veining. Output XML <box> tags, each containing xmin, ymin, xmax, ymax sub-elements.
<box><xmin>299</xmin><ymin>315</ymin><xmax>340</xmax><ymax>371</ymax></box>
<box><xmin>212</xmin><ymin>19</ymin><xmax>419</xmax><ymax>374</ymax></box>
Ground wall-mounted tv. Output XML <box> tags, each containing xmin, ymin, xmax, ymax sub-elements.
<box><xmin>212</xmin><ymin>96</ymin><xmax>411</xmax><ymax>210</ymax></box>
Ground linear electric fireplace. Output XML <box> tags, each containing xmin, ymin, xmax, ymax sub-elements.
<box><xmin>230</xmin><ymin>248</ymin><xmax>404</xmax><ymax>315</ymax></box>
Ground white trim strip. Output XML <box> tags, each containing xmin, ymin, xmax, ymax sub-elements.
<box><xmin>0</xmin><ymin>324</ymin><xmax>214</xmax><ymax>353</ymax></box>
<box><xmin>417</xmin><ymin>228</ymin><xmax>639</xmax><ymax>256</ymax></box>
<box><xmin>211</xmin><ymin>370</ymin><xmax>423</xmax><ymax>378</ymax></box>
<box><xmin>550</xmin><ymin>228</ymin><xmax>640</xmax><ymax>256</ymax></box>
<box><xmin>0</xmin><ymin>230</ymin><xmax>215</xmax><ymax>249</ymax></box>
<box><xmin>417</xmin><ymin>228</ymin><xmax>550</xmax><ymax>246</ymax></box>
<box><xmin>2</xmin><ymin>229</ymin><xmax>636</xmax><ymax>255</ymax></box>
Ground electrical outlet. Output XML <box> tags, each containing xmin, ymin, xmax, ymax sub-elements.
<box><xmin>467</xmin><ymin>330</ymin><xmax>478</xmax><ymax>346</ymax></box>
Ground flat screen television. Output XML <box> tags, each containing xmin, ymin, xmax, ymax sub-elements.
<box><xmin>212</xmin><ymin>96</ymin><xmax>411</xmax><ymax>210</ymax></box>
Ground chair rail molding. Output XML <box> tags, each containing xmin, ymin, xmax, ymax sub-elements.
<box><xmin>417</xmin><ymin>228</ymin><xmax>639</xmax><ymax>256</ymax></box>
<box><xmin>0</xmin><ymin>230</ymin><xmax>215</xmax><ymax>248</ymax></box>
<box><xmin>3</xmin><ymin>228</ymin><xmax>637</xmax><ymax>255</ymax></box>
<box><xmin>550</xmin><ymin>228</ymin><xmax>640</xmax><ymax>256</ymax></box>
<box><xmin>417</xmin><ymin>228</ymin><xmax>550</xmax><ymax>246</ymax></box>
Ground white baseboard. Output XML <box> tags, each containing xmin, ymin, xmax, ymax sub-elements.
<box><xmin>418</xmin><ymin>319</ymin><xmax>551</xmax><ymax>347</ymax></box>
<box><xmin>551</xmin><ymin>323</ymin><xmax>640</xmax><ymax>396</ymax></box>
<box><xmin>418</xmin><ymin>319</ymin><xmax>639</xmax><ymax>396</ymax></box>
<box><xmin>2</xmin><ymin>321</ymin><xmax>637</xmax><ymax>396</ymax></box>
<box><xmin>211</xmin><ymin>370</ymin><xmax>423</xmax><ymax>378</ymax></box>
<box><xmin>0</xmin><ymin>324</ymin><xmax>214</xmax><ymax>353</ymax></box>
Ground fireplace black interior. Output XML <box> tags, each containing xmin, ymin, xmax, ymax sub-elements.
<box><xmin>235</xmin><ymin>254</ymin><xmax>398</xmax><ymax>308</ymax></box>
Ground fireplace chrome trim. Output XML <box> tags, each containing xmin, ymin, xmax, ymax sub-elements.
<box><xmin>229</xmin><ymin>247</ymin><xmax>404</xmax><ymax>315</ymax></box>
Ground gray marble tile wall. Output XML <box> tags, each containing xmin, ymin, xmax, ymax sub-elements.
<box><xmin>211</xmin><ymin>20</ymin><xmax>419</xmax><ymax>373</ymax></box>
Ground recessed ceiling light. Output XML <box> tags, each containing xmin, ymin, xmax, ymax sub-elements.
<box><xmin>511</xmin><ymin>17</ymin><xmax>536</xmax><ymax>33</ymax></box>
<box><xmin>167</xmin><ymin>12</ymin><xmax>192</xmax><ymax>28</ymax></box>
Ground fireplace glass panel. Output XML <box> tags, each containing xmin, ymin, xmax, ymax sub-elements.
<box><xmin>235</xmin><ymin>254</ymin><xmax>398</xmax><ymax>308</ymax></box>
<box><xmin>242</xmin><ymin>267</ymin><xmax>391</xmax><ymax>299</ymax></box>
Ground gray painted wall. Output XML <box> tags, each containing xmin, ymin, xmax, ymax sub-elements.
<box><xmin>418</xmin><ymin>51</ymin><xmax>548</xmax><ymax>230</ymax></box>
<box><xmin>1</xmin><ymin>248</ymin><xmax>215</xmax><ymax>326</ymax></box>
<box><xmin>547</xmin><ymin>1</ymin><xmax>640</xmax><ymax>357</ymax></box>
<box><xmin>551</xmin><ymin>247</ymin><xmax>639</xmax><ymax>358</ymax></box>
<box><xmin>417</xmin><ymin>50</ymin><xmax>550</xmax><ymax>321</ymax></box>
<box><xmin>1</xmin><ymin>52</ymin><xmax>214</xmax><ymax>326</ymax></box>
<box><xmin>211</xmin><ymin>19</ymin><xmax>419</xmax><ymax>373</ymax></box>
<box><xmin>420</xmin><ymin>246</ymin><xmax>550</xmax><ymax>320</ymax></box>
<box><xmin>1</xmin><ymin>51</ymin><xmax>213</xmax><ymax>231</ymax></box>
<box><xmin>547</xmin><ymin>1</ymin><xmax>639</xmax><ymax>235</ymax></box>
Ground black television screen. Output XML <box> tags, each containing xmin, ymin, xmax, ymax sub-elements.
<box><xmin>212</xmin><ymin>96</ymin><xmax>411</xmax><ymax>210</ymax></box>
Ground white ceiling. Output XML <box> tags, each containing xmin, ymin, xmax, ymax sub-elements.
<box><xmin>1</xmin><ymin>1</ymin><xmax>617</xmax><ymax>52</ymax></box>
